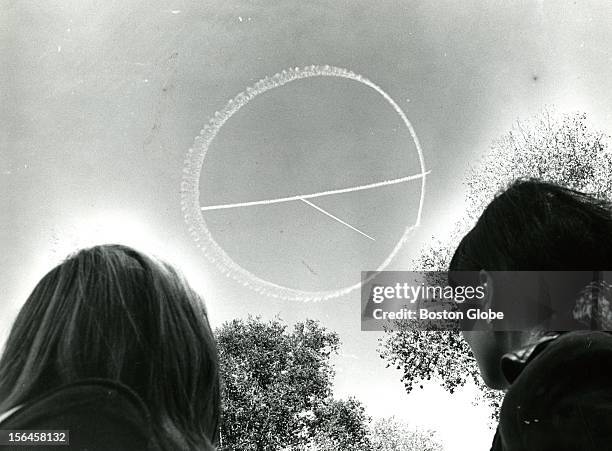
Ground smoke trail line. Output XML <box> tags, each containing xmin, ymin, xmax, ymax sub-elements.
<box><xmin>200</xmin><ymin>171</ymin><xmax>429</xmax><ymax>211</ymax></box>
<box><xmin>299</xmin><ymin>198</ymin><xmax>375</xmax><ymax>241</ymax></box>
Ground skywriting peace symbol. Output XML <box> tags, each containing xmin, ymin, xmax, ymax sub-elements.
<box><xmin>181</xmin><ymin>65</ymin><xmax>427</xmax><ymax>301</ymax></box>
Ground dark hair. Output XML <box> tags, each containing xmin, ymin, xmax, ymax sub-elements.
<box><xmin>450</xmin><ymin>179</ymin><xmax>612</xmax><ymax>272</ymax></box>
<box><xmin>0</xmin><ymin>244</ymin><xmax>220</xmax><ymax>449</ymax></box>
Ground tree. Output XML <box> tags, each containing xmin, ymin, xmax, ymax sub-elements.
<box><xmin>379</xmin><ymin>109</ymin><xmax>612</xmax><ymax>417</ymax></box>
<box><xmin>217</xmin><ymin>316</ymin><xmax>371</xmax><ymax>450</ymax></box>
<box><xmin>288</xmin><ymin>398</ymin><xmax>372</xmax><ymax>451</ymax></box>
<box><xmin>368</xmin><ymin>417</ymin><xmax>443</xmax><ymax>451</ymax></box>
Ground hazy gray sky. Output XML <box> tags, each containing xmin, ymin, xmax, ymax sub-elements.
<box><xmin>3</xmin><ymin>1</ymin><xmax>612</xmax><ymax>448</ymax></box>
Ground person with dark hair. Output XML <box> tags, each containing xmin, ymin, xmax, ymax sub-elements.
<box><xmin>449</xmin><ymin>179</ymin><xmax>612</xmax><ymax>450</ymax></box>
<box><xmin>0</xmin><ymin>244</ymin><xmax>220</xmax><ymax>450</ymax></box>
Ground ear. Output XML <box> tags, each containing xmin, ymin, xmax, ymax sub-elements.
<box><xmin>479</xmin><ymin>270</ymin><xmax>494</xmax><ymax>310</ymax></box>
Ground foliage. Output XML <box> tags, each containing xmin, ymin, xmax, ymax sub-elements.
<box><xmin>310</xmin><ymin>398</ymin><xmax>371</xmax><ymax>450</ymax></box>
<box><xmin>379</xmin><ymin>109</ymin><xmax>611</xmax><ymax>418</ymax></box>
<box><xmin>217</xmin><ymin>316</ymin><xmax>371</xmax><ymax>450</ymax></box>
<box><xmin>368</xmin><ymin>417</ymin><xmax>444</xmax><ymax>451</ymax></box>
<box><xmin>465</xmin><ymin>109</ymin><xmax>612</xmax><ymax>221</ymax></box>
<box><xmin>286</xmin><ymin>398</ymin><xmax>372</xmax><ymax>451</ymax></box>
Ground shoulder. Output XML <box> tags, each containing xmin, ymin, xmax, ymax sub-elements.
<box><xmin>498</xmin><ymin>332</ymin><xmax>612</xmax><ymax>450</ymax></box>
<box><xmin>0</xmin><ymin>378</ymin><xmax>162</xmax><ymax>450</ymax></box>
<box><xmin>513</xmin><ymin>331</ymin><xmax>612</xmax><ymax>388</ymax></box>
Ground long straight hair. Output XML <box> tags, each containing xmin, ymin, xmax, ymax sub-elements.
<box><xmin>0</xmin><ymin>244</ymin><xmax>220</xmax><ymax>449</ymax></box>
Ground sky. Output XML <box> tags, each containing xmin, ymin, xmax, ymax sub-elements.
<box><xmin>3</xmin><ymin>1</ymin><xmax>612</xmax><ymax>449</ymax></box>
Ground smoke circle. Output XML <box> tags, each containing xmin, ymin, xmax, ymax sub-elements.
<box><xmin>181</xmin><ymin>65</ymin><xmax>427</xmax><ymax>301</ymax></box>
